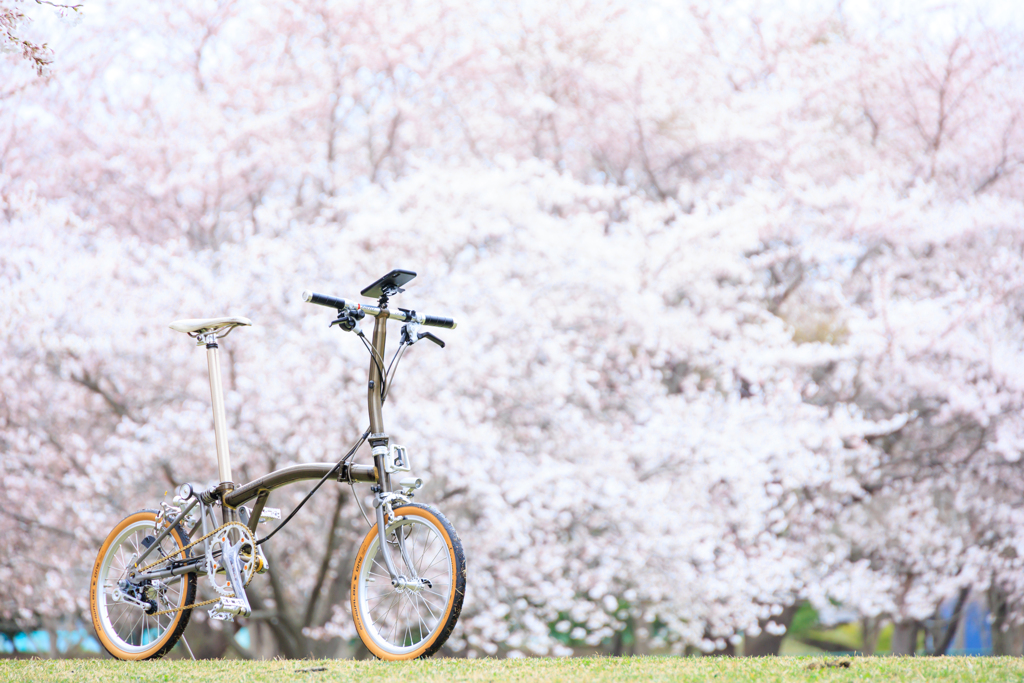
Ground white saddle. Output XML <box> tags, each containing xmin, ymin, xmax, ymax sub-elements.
<box><xmin>169</xmin><ymin>316</ymin><xmax>253</xmax><ymax>335</ymax></box>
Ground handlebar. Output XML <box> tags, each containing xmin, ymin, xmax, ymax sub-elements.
<box><xmin>303</xmin><ymin>291</ymin><xmax>349</xmax><ymax>309</ymax></box>
<box><xmin>302</xmin><ymin>290</ymin><xmax>458</xmax><ymax>329</ymax></box>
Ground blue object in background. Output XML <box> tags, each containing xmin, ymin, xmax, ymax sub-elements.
<box><xmin>1</xmin><ymin>628</ymin><xmax>100</xmax><ymax>655</ymax></box>
<box><xmin>942</xmin><ymin>595</ymin><xmax>991</xmax><ymax>656</ymax></box>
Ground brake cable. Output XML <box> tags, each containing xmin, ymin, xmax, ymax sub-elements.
<box><xmin>257</xmin><ymin>331</ymin><xmax>415</xmax><ymax>542</ymax></box>
<box><xmin>356</xmin><ymin>330</ymin><xmax>387</xmax><ymax>389</ymax></box>
<box><xmin>381</xmin><ymin>341</ymin><xmax>411</xmax><ymax>403</ymax></box>
<box><xmin>255</xmin><ymin>430</ymin><xmax>369</xmax><ymax>546</ymax></box>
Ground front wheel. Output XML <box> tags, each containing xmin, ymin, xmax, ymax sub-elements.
<box><xmin>351</xmin><ymin>503</ymin><xmax>466</xmax><ymax>660</ymax></box>
<box><xmin>89</xmin><ymin>509</ymin><xmax>196</xmax><ymax>660</ymax></box>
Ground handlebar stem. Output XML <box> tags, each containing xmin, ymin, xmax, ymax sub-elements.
<box><xmin>367</xmin><ymin>309</ymin><xmax>392</xmax><ymax>493</ymax></box>
<box><xmin>367</xmin><ymin>310</ymin><xmax>388</xmax><ymax>436</ymax></box>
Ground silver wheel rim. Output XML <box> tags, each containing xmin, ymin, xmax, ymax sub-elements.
<box><xmin>357</xmin><ymin>515</ymin><xmax>454</xmax><ymax>655</ymax></box>
<box><xmin>97</xmin><ymin>518</ymin><xmax>187</xmax><ymax>654</ymax></box>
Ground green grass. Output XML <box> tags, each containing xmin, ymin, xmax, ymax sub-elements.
<box><xmin>2</xmin><ymin>657</ymin><xmax>1024</xmax><ymax>683</ymax></box>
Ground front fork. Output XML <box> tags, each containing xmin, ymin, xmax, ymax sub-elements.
<box><xmin>373</xmin><ymin>493</ymin><xmax>421</xmax><ymax>589</ymax></box>
<box><xmin>370</xmin><ymin>432</ymin><xmax>408</xmax><ymax>587</ymax></box>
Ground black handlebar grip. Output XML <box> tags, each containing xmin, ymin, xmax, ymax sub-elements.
<box><xmin>302</xmin><ymin>290</ymin><xmax>349</xmax><ymax>309</ymax></box>
<box><xmin>422</xmin><ymin>314</ymin><xmax>457</xmax><ymax>329</ymax></box>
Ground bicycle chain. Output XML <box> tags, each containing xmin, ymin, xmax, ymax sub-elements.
<box><xmin>153</xmin><ymin>596</ymin><xmax>222</xmax><ymax>616</ymax></box>
<box><xmin>134</xmin><ymin>520</ymin><xmax>256</xmax><ymax>617</ymax></box>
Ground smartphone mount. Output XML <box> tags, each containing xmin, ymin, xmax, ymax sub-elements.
<box><xmin>362</xmin><ymin>269</ymin><xmax>417</xmax><ymax>307</ymax></box>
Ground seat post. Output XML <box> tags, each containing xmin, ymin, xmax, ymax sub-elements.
<box><xmin>201</xmin><ymin>333</ymin><xmax>233</xmax><ymax>487</ymax></box>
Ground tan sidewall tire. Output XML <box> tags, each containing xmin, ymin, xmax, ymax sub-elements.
<box><xmin>351</xmin><ymin>504</ymin><xmax>466</xmax><ymax>660</ymax></box>
<box><xmin>89</xmin><ymin>510</ymin><xmax>192</xmax><ymax>660</ymax></box>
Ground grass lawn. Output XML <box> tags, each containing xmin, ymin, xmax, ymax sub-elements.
<box><xmin>2</xmin><ymin>656</ymin><xmax>1024</xmax><ymax>682</ymax></box>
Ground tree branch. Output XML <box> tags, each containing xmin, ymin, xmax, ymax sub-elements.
<box><xmin>303</xmin><ymin>487</ymin><xmax>347</xmax><ymax>627</ymax></box>
<box><xmin>70</xmin><ymin>369</ymin><xmax>134</xmax><ymax>421</ymax></box>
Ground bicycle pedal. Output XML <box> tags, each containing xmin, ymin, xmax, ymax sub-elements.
<box><xmin>258</xmin><ymin>508</ymin><xmax>281</xmax><ymax>524</ymax></box>
<box><xmin>209</xmin><ymin>597</ymin><xmax>249</xmax><ymax>621</ymax></box>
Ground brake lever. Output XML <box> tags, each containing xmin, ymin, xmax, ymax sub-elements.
<box><xmin>417</xmin><ymin>331</ymin><xmax>445</xmax><ymax>348</ymax></box>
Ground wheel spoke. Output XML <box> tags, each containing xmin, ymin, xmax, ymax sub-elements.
<box><xmin>367</xmin><ymin>590</ymin><xmax>397</xmax><ymax>603</ymax></box>
<box><xmin>417</xmin><ymin>593</ymin><xmax>446</xmax><ymax>614</ymax></box>
<box><xmin>129</xmin><ymin>610</ymin><xmax>143</xmax><ymax>644</ymax></box>
<box><xmin>109</xmin><ymin>604</ymin><xmax>131</xmax><ymax>631</ymax></box>
<box><xmin>404</xmin><ymin>603</ymin><xmax>412</xmax><ymax>647</ymax></box>
<box><xmin>414</xmin><ymin>594</ymin><xmax>433</xmax><ymax>635</ymax></box>
<box><xmin>388</xmin><ymin>595</ymin><xmax>404</xmax><ymax>644</ymax></box>
<box><xmin>372</xmin><ymin>591</ymin><xmax>401</xmax><ymax>627</ymax></box>
<box><xmin>398</xmin><ymin>595</ymin><xmax>411</xmax><ymax>646</ymax></box>
<box><xmin>416</xmin><ymin>592</ymin><xmax>439</xmax><ymax>621</ymax></box>
<box><xmin>423</xmin><ymin>546</ymin><xmax>444</xmax><ymax>572</ymax></box>
<box><xmin>416</xmin><ymin>602</ymin><xmax>427</xmax><ymax>642</ymax></box>
<box><xmin>414</xmin><ymin>531</ymin><xmax>427</xmax><ymax>568</ymax></box>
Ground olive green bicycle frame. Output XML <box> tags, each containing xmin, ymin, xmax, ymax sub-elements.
<box><xmin>129</xmin><ymin>308</ymin><xmax>393</xmax><ymax>584</ymax></box>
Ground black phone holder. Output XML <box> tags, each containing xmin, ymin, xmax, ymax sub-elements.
<box><xmin>361</xmin><ymin>269</ymin><xmax>417</xmax><ymax>305</ymax></box>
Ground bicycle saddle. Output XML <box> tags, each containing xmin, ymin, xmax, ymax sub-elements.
<box><xmin>168</xmin><ymin>316</ymin><xmax>252</xmax><ymax>335</ymax></box>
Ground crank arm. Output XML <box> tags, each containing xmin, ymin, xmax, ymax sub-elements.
<box><xmin>221</xmin><ymin>541</ymin><xmax>252</xmax><ymax>617</ymax></box>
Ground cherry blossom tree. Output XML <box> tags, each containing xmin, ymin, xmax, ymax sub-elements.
<box><xmin>2</xmin><ymin>0</ymin><xmax>1023</xmax><ymax>659</ymax></box>
<box><xmin>1</xmin><ymin>0</ymin><xmax>81</xmax><ymax>75</ymax></box>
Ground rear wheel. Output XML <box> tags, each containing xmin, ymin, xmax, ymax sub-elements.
<box><xmin>89</xmin><ymin>509</ymin><xmax>196</xmax><ymax>660</ymax></box>
<box><xmin>351</xmin><ymin>503</ymin><xmax>466</xmax><ymax>660</ymax></box>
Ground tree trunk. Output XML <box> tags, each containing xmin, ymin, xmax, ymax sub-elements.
<box><xmin>743</xmin><ymin>603</ymin><xmax>800</xmax><ymax>656</ymax></box>
<box><xmin>993</xmin><ymin>624</ymin><xmax>1024</xmax><ymax>657</ymax></box>
<box><xmin>45</xmin><ymin>621</ymin><xmax>58</xmax><ymax>659</ymax></box>
<box><xmin>988</xmin><ymin>586</ymin><xmax>1024</xmax><ymax>656</ymax></box>
<box><xmin>932</xmin><ymin>588</ymin><xmax>970</xmax><ymax>656</ymax></box>
<box><xmin>611</xmin><ymin>629</ymin><xmax>624</xmax><ymax>656</ymax></box>
<box><xmin>891</xmin><ymin>620</ymin><xmax>919</xmax><ymax>655</ymax></box>
<box><xmin>861</xmin><ymin>617</ymin><xmax>880</xmax><ymax>655</ymax></box>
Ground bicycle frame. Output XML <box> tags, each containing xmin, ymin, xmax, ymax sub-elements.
<box><xmin>130</xmin><ymin>307</ymin><xmax>401</xmax><ymax>586</ymax></box>
<box><xmin>226</xmin><ymin>308</ymin><xmax>393</xmax><ymax>506</ymax></box>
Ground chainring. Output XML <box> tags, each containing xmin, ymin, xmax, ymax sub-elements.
<box><xmin>205</xmin><ymin>522</ymin><xmax>257</xmax><ymax>597</ymax></box>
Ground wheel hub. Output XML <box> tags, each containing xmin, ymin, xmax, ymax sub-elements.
<box><xmin>114</xmin><ymin>578</ymin><xmax>158</xmax><ymax>613</ymax></box>
<box><xmin>393</xmin><ymin>576</ymin><xmax>430</xmax><ymax>593</ymax></box>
